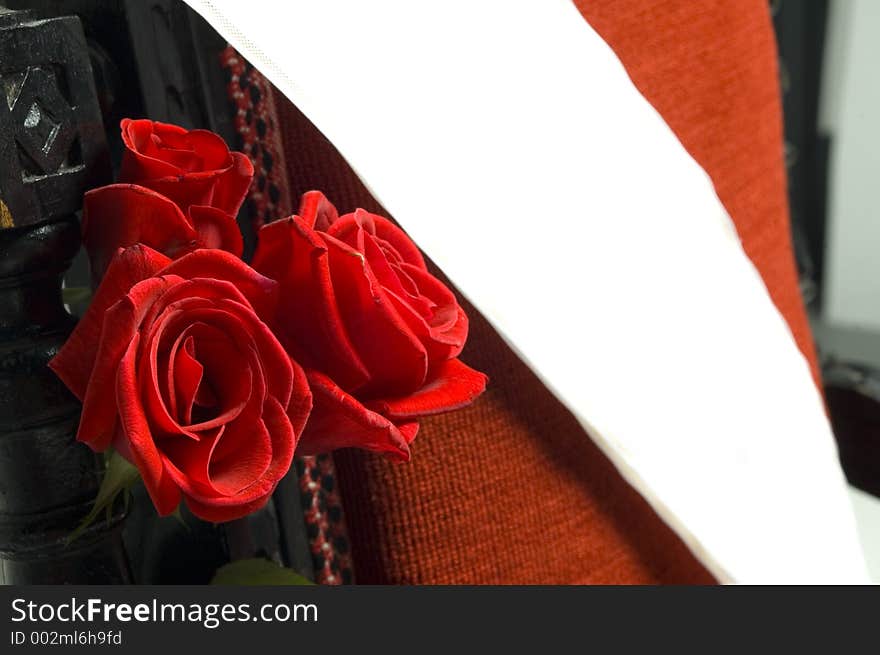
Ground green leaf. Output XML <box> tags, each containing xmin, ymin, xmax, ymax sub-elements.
<box><xmin>62</xmin><ymin>286</ymin><xmax>92</xmax><ymax>306</ymax></box>
<box><xmin>66</xmin><ymin>449</ymin><xmax>140</xmax><ymax>545</ymax></box>
<box><xmin>211</xmin><ymin>558</ymin><xmax>314</xmax><ymax>586</ymax></box>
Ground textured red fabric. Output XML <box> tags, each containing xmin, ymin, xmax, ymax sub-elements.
<box><xmin>264</xmin><ymin>0</ymin><xmax>813</xmax><ymax>583</ymax></box>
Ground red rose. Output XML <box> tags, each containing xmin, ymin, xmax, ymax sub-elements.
<box><xmin>119</xmin><ymin>118</ymin><xmax>253</xmax><ymax>216</ymax></box>
<box><xmin>253</xmin><ymin>191</ymin><xmax>487</xmax><ymax>461</ymax></box>
<box><xmin>82</xmin><ymin>119</ymin><xmax>253</xmax><ymax>282</ymax></box>
<box><xmin>50</xmin><ymin>246</ymin><xmax>311</xmax><ymax>522</ymax></box>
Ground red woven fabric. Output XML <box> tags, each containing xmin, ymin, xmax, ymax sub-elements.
<box><xmin>264</xmin><ymin>0</ymin><xmax>812</xmax><ymax>583</ymax></box>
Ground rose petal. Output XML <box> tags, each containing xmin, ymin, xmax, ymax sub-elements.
<box><xmin>73</xmin><ymin>276</ymin><xmax>177</xmax><ymax>452</ymax></box>
<box><xmin>298</xmin><ymin>370</ymin><xmax>414</xmax><ymax>461</ymax></box>
<box><xmin>397</xmin><ymin>263</ymin><xmax>459</xmax><ymax>328</ymax></box>
<box><xmin>209</xmin><ymin>410</ymin><xmax>273</xmax><ymax>496</ymax></box>
<box><xmin>143</xmin><ymin>314</ymin><xmax>254</xmax><ymax>434</ymax></box>
<box><xmin>150</xmin><ymin>292</ymin><xmax>291</xmax><ymax>411</ymax></box>
<box><xmin>323</xmin><ymin>233</ymin><xmax>428</xmax><ymax>396</ymax></box>
<box><xmin>161</xmin><ymin>249</ymin><xmax>278</xmax><ymax>322</ymax></box>
<box><xmin>370</xmin><ymin>214</ymin><xmax>427</xmax><ymax>269</ymax></box>
<box><xmin>49</xmin><ymin>245</ymin><xmax>171</xmax><ymax>400</ymax></box>
<box><xmin>386</xmin><ymin>293</ymin><xmax>467</xmax><ymax>362</ymax></box>
<box><xmin>211</xmin><ymin>151</ymin><xmax>255</xmax><ymax>217</ymax></box>
<box><xmin>162</xmin><ymin>401</ymin><xmax>272</xmax><ymax>499</ymax></box>
<box><xmin>181</xmin><ymin>395</ymin><xmax>297</xmax><ymax>522</ymax></box>
<box><xmin>298</xmin><ymin>190</ymin><xmax>339</xmax><ymax>231</ymax></box>
<box><xmin>359</xmin><ymin>231</ymin><xmax>433</xmax><ymax>318</ymax></box>
<box><xmin>159</xmin><ymin>425</ymin><xmax>225</xmax><ymax>498</ymax></box>
<box><xmin>170</xmin><ymin>335</ymin><xmax>203</xmax><ymax>424</ymax></box>
<box><xmin>144</xmin><ymin>136</ymin><xmax>201</xmax><ymax>171</ymax></box>
<box><xmin>116</xmin><ymin>334</ymin><xmax>182</xmax><ymax>515</ymax></box>
<box><xmin>253</xmin><ymin>217</ymin><xmax>371</xmax><ymax>391</ymax></box>
<box><xmin>366</xmin><ymin>358</ymin><xmax>488</xmax><ymax>420</ymax></box>
<box><xmin>387</xmin><ymin>263</ymin><xmax>469</xmax><ymax>360</ymax></box>
<box><xmin>181</xmin><ymin>129</ymin><xmax>235</xmax><ymax>172</ymax></box>
<box><xmin>82</xmin><ymin>185</ymin><xmax>197</xmax><ymax>282</ymax></box>
<box><xmin>212</xmin><ymin>298</ymin><xmax>293</xmax><ymax>408</ymax></box>
<box><xmin>188</xmin><ymin>205</ymin><xmax>244</xmax><ymax>257</ymax></box>
<box><xmin>211</xmin><ymin>384</ymin><xmax>272</xmax><ymax>482</ymax></box>
<box><xmin>324</xmin><ymin>211</ymin><xmax>367</xmax><ymax>248</ymax></box>
<box><xmin>286</xmin><ymin>355</ymin><xmax>313</xmax><ymax>437</ymax></box>
<box><xmin>139</xmin><ymin>306</ymin><xmax>198</xmax><ymax>439</ymax></box>
<box><xmin>119</xmin><ymin>119</ymin><xmax>185</xmax><ymax>179</ymax></box>
<box><xmin>328</xmin><ymin>209</ymin><xmax>426</xmax><ymax>269</ymax></box>
<box><xmin>149</xmin><ymin>277</ymin><xmax>253</xmax><ymax>315</ymax></box>
<box><xmin>143</xmin><ymin>174</ymin><xmax>222</xmax><ymax>214</ymax></box>
<box><xmin>180</xmin><ymin>321</ymin><xmax>252</xmax><ymax>431</ymax></box>
<box><xmin>139</xmin><ymin>309</ymin><xmax>254</xmax><ymax>441</ymax></box>
<box><xmin>183</xmin><ymin>489</ymin><xmax>273</xmax><ymax>524</ymax></box>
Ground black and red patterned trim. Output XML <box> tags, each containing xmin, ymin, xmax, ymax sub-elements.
<box><xmin>221</xmin><ymin>46</ymin><xmax>293</xmax><ymax>232</ymax></box>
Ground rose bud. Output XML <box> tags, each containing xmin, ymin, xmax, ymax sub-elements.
<box><xmin>253</xmin><ymin>191</ymin><xmax>487</xmax><ymax>461</ymax></box>
<box><xmin>50</xmin><ymin>246</ymin><xmax>311</xmax><ymax>522</ymax></box>
<box><xmin>118</xmin><ymin>118</ymin><xmax>253</xmax><ymax>217</ymax></box>
<box><xmin>81</xmin><ymin>118</ymin><xmax>253</xmax><ymax>283</ymax></box>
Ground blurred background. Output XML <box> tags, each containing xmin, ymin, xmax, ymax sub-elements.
<box><xmin>773</xmin><ymin>0</ymin><xmax>880</xmax><ymax>578</ymax></box>
<box><xmin>774</xmin><ymin>0</ymin><xmax>879</xmax><ymax>356</ymax></box>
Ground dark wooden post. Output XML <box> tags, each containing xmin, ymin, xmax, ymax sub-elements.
<box><xmin>0</xmin><ymin>7</ymin><xmax>129</xmax><ymax>583</ymax></box>
<box><xmin>2</xmin><ymin>0</ymin><xmax>315</xmax><ymax>583</ymax></box>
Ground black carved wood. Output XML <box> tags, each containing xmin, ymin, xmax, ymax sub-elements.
<box><xmin>7</xmin><ymin>0</ymin><xmax>314</xmax><ymax>583</ymax></box>
<box><xmin>0</xmin><ymin>7</ymin><xmax>128</xmax><ymax>583</ymax></box>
